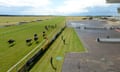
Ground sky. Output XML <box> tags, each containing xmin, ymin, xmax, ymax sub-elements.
<box><xmin>0</xmin><ymin>0</ymin><xmax>119</xmax><ymax>16</ymax></box>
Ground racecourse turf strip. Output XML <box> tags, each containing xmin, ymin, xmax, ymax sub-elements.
<box><xmin>0</xmin><ymin>17</ymin><xmax>65</xmax><ymax>72</ymax></box>
<box><xmin>30</xmin><ymin>27</ymin><xmax>85</xmax><ymax>72</ymax></box>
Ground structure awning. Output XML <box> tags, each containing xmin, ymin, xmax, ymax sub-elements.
<box><xmin>106</xmin><ymin>0</ymin><xmax>120</xmax><ymax>3</ymax></box>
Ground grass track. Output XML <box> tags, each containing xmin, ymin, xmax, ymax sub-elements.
<box><xmin>30</xmin><ymin>27</ymin><xmax>85</xmax><ymax>72</ymax></box>
<box><xmin>0</xmin><ymin>17</ymin><xmax>65</xmax><ymax>72</ymax></box>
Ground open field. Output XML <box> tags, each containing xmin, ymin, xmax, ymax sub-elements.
<box><xmin>30</xmin><ymin>28</ymin><xmax>85</xmax><ymax>72</ymax></box>
<box><xmin>0</xmin><ymin>16</ymin><xmax>54</xmax><ymax>26</ymax></box>
<box><xmin>0</xmin><ymin>16</ymin><xmax>65</xmax><ymax>72</ymax></box>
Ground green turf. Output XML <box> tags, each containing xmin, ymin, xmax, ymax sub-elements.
<box><xmin>0</xmin><ymin>16</ymin><xmax>65</xmax><ymax>72</ymax></box>
<box><xmin>30</xmin><ymin>27</ymin><xmax>85</xmax><ymax>72</ymax></box>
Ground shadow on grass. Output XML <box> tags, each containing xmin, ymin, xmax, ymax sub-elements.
<box><xmin>9</xmin><ymin>43</ymin><xmax>16</xmax><ymax>47</ymax></box>
<box><xmin>26</xmin><ymin>43</ymin><xmax>33</xmax><ymax>46</ymax></box>
<box><xmin>35</xmin><ymin>41</ymin><xmax>39</xmax><ymax>44</ymax></box>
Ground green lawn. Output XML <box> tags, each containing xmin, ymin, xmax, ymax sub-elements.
<box><xmin>0</xmin><ymin>16</ymin><xmax>65</xmax><ymax>72</ymax></box>
<box><xmin>30</xmin><ymin>27</ymin><xmax>85</xmax><ymax>72</ymax></box>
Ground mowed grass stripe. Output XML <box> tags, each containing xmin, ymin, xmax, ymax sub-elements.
<box><xmin>30</xmin><ymin>27</ymin><xmax>85</xmax><ymax>72</ymax></box>
<box><xmin>67</xmin><ymin>28</ymin><xmax>73</xmax><ymax>52</ymax></box>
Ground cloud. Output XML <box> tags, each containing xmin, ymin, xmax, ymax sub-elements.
<box><xmin>0</xmin><ymin>0</ymin><xmax>53</xmax><ymax>15</ymax></box>
<box><xmin>0</xmin><ymin>0</ymin><xmax>51</xmax><ymax>7</ymax></box>
<box><xmin>20</xmin><ymin>0</ymin><xmax>111</xmax><ymax>15</ymax></box>
<box><xmin>20</xmin><ymin>8</ymin><xmax>63</xmax><ymax>15</ymax></box>
<box><xmin>0</xmin><ymin>0</ymin><xmax>119</xmax><ymax>15</ymax></box>
<box><xmin>74</xmin><ymin>5</ymin><xmax>119</xmax><ymax>16</ymax></box>
<box><xmin>56</xmin><ymin>0</ymin><xmax>110</xmax><ymax>14</ymax></box>
<box><xmin>0</xmin><ymin>6</ymin><xmax>31</xmax><ymax>15</ymax></box>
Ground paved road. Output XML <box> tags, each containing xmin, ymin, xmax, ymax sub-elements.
<box><xmin>62</xmin><ymin>20</ymin><xmax>120</xmax><ymax>72</ymax></box>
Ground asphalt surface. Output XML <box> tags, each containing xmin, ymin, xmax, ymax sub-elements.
<box><xmin>62</xmin><ymin>20</ymin><xmax>120</xmax><ymax>72</ymax></box>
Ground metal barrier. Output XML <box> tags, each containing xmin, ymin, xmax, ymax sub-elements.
<box><xmin>84</xmin><ymin>27</ymin><xmax>107</xmax><ymax>30</ymax></box>
<box><xmin>96</xmin><ymin>38</ymin><xmax>120</xmax><ymax>43</ymax></box>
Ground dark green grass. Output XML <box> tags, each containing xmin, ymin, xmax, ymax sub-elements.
<box><xmin>0</xmin><ymin>17</ymin><xmax>65</xmax><ymax>72</ymax></box>
<box><xmin>30</xmin><ymin>28</ymin><xmax>85</xmax><ymax>72</ymax></box>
